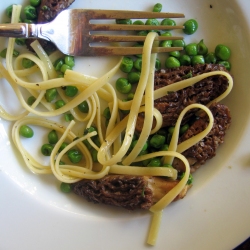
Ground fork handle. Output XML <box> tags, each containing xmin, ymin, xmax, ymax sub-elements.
<box><xmin>0</xmin><ymin>23</ymin><xmax>49</xmax><ymax>40</ymax></box>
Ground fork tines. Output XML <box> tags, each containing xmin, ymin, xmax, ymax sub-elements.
<box><xmin>83</xmin><ymin>9</ymin><xmax>185</xmax><ymax>55</ymax></box>
<box><xmin>89</xmin><ymin>35</ymin><xmax>184</xmax><ymax>43</ymax></box>
<box><xmin>85</xmin><ymin>9</ymin><xmax>184</xmax><ymax>19</ymax></box>
<box><xmin>83</xmin><ymin>46</ymin><xmax>184</xmax><ymax>57</ymax></box>
<box><xmin>65</xmin><ymin>9</ymin><xmax>185</xmax><ymax>56</ymax></box>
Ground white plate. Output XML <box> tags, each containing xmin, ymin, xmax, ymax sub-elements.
<box><xmin>1</xmin><ymin>0</ymin><xmax>250</xmax><ymax>249</ymax></box>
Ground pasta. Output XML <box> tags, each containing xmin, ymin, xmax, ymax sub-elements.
<box><xmin>0</xmin><ymin>4</ymin><xmax>234</xmax><ymax>246</ymax></box>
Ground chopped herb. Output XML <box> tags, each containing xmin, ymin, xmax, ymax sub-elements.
<box><xmin>141</xmin><ymin>186</ymin><xmax>145</xmax><ymax>197</ymax></box>
<box><xmin>182</xmin><ymin>71</ymin><xmax>193</xmax><ymax>79</ymax></box>
<box><xmin>41</xmin><ymin>5</ymin><xmax>49</xmax><ymax>11</ymax></box>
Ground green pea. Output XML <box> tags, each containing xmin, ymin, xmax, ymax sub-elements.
<box><xmin>83</xmin><ymin>139</ymin><xmax>92</xmax><ymax>150</ymax></box>
<box><xmin>160</xmin><ymin>144</ymin><xmax>169</xmax><ymax>151</ymax></box>
<box><xmin>153</xmin><ymin>3</ymin><xmax>162</xmax><ymax>12</ymax></box>
<box><xmin>65</xmin><ymin>86</ymin><xmax>78</xmax><ymax>97</ymax></box>
<box><xmin>58</xmin><ymin>142</ymin><xmax>69</xmax><ymax>153</ymax></box>
<box><xmin>215</xmin><ymin>44</ymin><xmax>231</xmax><ymax>60</ymax></box>
<box><xmin>191</xmin><ymin>55</ymin><xmax>205</xmax><ymax>65</ymax></box>
<box><xmin>6</xmin><ymin>5</ymin><xmax>14</xmax><ymax>18</ymax></box>
<box><xmin>127</xmin><ymin>92</ymin><xmax>134</xmax><ymax>100</ymax></box>
<box><xmin>160</xmin><ymin>40</ymin><xmax>172</xmax><ymax>47</ymax></box>
<box><xmin>133</xmin><ymin>20</ymin><xmax>144</xmax><ymax>25</ymax></box>
<box><xmin>160</xmin><ymin>32</ymin><xmax>172</xmax><ymax>47</ymax></box>
<box><xmin>60</xmin><ymin>182</ymin><xmax>71</xmax><ymax>193</ymax></box>
<box><xmin>180</xmin><ymin>124</ymin><xmax>189</xmax><ymax>135</ymax></box>
<box><xmin>115</xmin><ymin>78</ymin><xmax>132</xmax><ymax>94</ymax></box>
<box><xmin>185</xmin><ymin>43</ymin><xmax>198</xmax><ymax>56</ymax></box>
<box><xmin>64</xmin><ymin>113</ymin><xmax>74</xmax><ymax>122</ymax></box>
<box><xmin>0</xmin><ymin>48</ymin><xmax>19</xmax><ymax>58</ymax></box>
<box><xmin>120</xmin><ymin>57</ymin><xmax>134</xmax><ymax>73</ymax></box>
<box><xmin>129</xmin><ymin>139</ymin><xmax>148</xmax><ymax>152</ymax></box>
<box><xmin>22</xmin><ymin>58</ymin><xmax>35</xmax><ymax>69</ymax></box>
<box><xmin>183</xmin><ymin>19</ymin><xmax>198</xmax><ymax>35</ymax></box>
<box><xmin>142</xmin><ymin>156</ymin><xmax>150</xmax><ymax>166</ymax></box>
<box><xmin>168</xmin><ymin>126</ymin><xmax>175</xmax><ymax>135</ymax></box>
<box><xmin>45</xmin><ymin>88</ymin><xmax>57</xmax><ymax>102</ymax></box>
<box><xmin>116</xmin><ymin>19</ymin><xmax>132</xmax><ymax>24</ymax></box>
<box><xmin>161</xmin><ymin>31</ymin><xmax>172</xmax><ymax>37</ymax></box>
<box><xmin>15</xmin><ymin>38</ymin><xmax>26</xmax><ymax>46</ymax></box>
<box><xmin>145</xmin><ymin>18</ymin><xmax>160</xmax><ymax>26</ymax></box>
<box><xmin>127</xmin><ymin>71</ymin><xmax>141</xmax><ymax>84</ymax></box>
<box><xmin>48</xmin><ymin>130</ymin><xmax>58</xmax><ymax>144</ymax></box>
<box><xmin>24</xmin><ymin>5</ymin><xmax>37</xmax><ymax>20</ymax></box>
<box><xmin>180</xmin><ymin>172</ymin><xmax>193</xmax><ymax>185</ymax></box>
<box><xmin>179</xmin><ymin>54</ymin><xmax>191</xmax><ymax>66</ymax></box>
<box><xmin>67</xmin><ymin>149</ymin><xmax>82</xmax><ymax>163</ymax></box>
<box><xmin>57</xmin><ymin>73</ymin><xmax>64</xmax><ymax>78</ymax></box>
<box><xmin>134</xmin><ymin>58</ymin><xmax>142</xmax><ymax>71</ymax></box>
<box><xmin>13</xmin><ymin>49</ymin><xmax>20</xmax><ymax>57</ymax></box>
<box><xmin>103</xmin><ymin>107</ymin><xmax>111</xmax><ymax>120</ymax></box>
<box><xmin>41</xmin><ymin>144</ymin><xmax>54</xmax><ymax>156</ymax></box>
<box><xmin>136</xmin><ymin>30</ymin><xmax>148</xmax><ymax>42</ymax></box>
<box><xmin>90</xmin><ymin>148</ymin><xmax>98</xmax><ymax>162</ymax></box>
<box><xmin>157</xmin><ymin>128</ymin><xmax>168</xmax><ymax>137</ymax></box>
<box><xmin>147</xmin><ymin>157</ymin><xmax>161</xmax><ymax>167</ymax></box>
<box><xmin>162</xmin><ymin>163</ymin><xmax>173</xmax><ymax>168</ymax></box>
<box><xmin>24</xmin><ymin>19</ymin><xmax>34</xmax><ymax>24</ymax></box>
<box><xmin>78</xmin><ymin>101</ymin><xmax>89</xmax><ymax>113</ymax></box>
<box><xmin>64</xmin><ymin>55</ymin><xmax>75</xmax><ymax>68</ymax></box>
<box><xmin>55</xmin><ymin>100</ymin><xmax>65</xmax><ymax>109</ymax></box>
<box><xmin>149</xmin><ymin>134</ymin><xmax>165</xmax><ymax>149</ymax></box>
<box><xmin>30</xmin><ymin>0</ymin><xmax>41</xmax><ymax>7</ymax></box>
<box><xmin>161</xmin><ymin>18</ymin><xmax>176</xmax><ymax>28</ymax></box>
<box><xmin>197</xmin><ymin>39</ymin><xmax>208</xmax><ymax>55</ymax></box>
<box><xmin>133</xmin><ymin>43</ymin><xmax>143</xmax><ymax>58</ymax></box>
<box><xmin>93</xmin><ymin>136</ymin><xmax>101</xmax><ymax>148</ymax></box>
<box><xmin>155</xmin><ymin>58</ymin><xmax>161</xmax><ymax>70</ymax></box>
<box><xmin>205</xmin><ymin>52</ymin><xmax>217</xmax><ymax>64</ymax></box>
<box><xmin>60</xmin><ymin>64</ymin><xmax>72</xmax><ymax>73</ymax></box>
<box><xmin>53</xmin><ymin>58</ymin><xmax>64</xmax><ymax>71</ymax></box>
<box><xmin>120</xmin><ymin>104</ymin><xmax>130</xmax><ymax>115</ymax></box>
<box><xmin>218</xmin><ymin>61</ymin><xmax>231</xmax><ymax>71</ymax></box>
<box><xmin>27</xmin><ymin>96</ymin><xmax>36</xmax><ymax>106</ymax></box>
<box><xmin>169</xmin><ymin>51</ymin><xmax>180</xmax><ymax>58</ymax></box>
<box><xmin>84</xmin><ymin>126</ymin><xmax>98</xmax><ymax>135</ymax></box>
<box><xmin>165</xmin><ymin>57</ymin><xmax>180</xmax><ymax>68</ymax></box>
<box><xmin>19</xmin><ymin>125</ymin><xmax>34</xmax><ymax>138</ymax></box>
<box><xmin>172</xmin><ymin>39</ymin><xmax>185</xmax><ymax>47</ymax></box>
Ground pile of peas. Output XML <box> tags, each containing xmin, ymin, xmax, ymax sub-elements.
<box><xmin>127</xmin><ymin>125</ymin><xmax>189</xmax><ymax>166</ymax></box>
<box><xmin>113</xmin><ymin>3</ymin><xmax>231</xmax><ymax>102</ymax></box>
<box><xmin>106</xmin><ymin>2</ymin><xmax>233</xmax><ymax>185</ymax></box>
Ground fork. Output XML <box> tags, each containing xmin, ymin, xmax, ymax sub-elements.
<box><xmin>0</xmin><ymin>9</ymin><xmax>185</xmax><ymax>56</ymax></box>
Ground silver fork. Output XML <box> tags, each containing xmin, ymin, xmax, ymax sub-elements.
<box><xmin>0</xmin><ymin>9</ymin><xmax>185</xmax><ymax>56</ymax></box>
